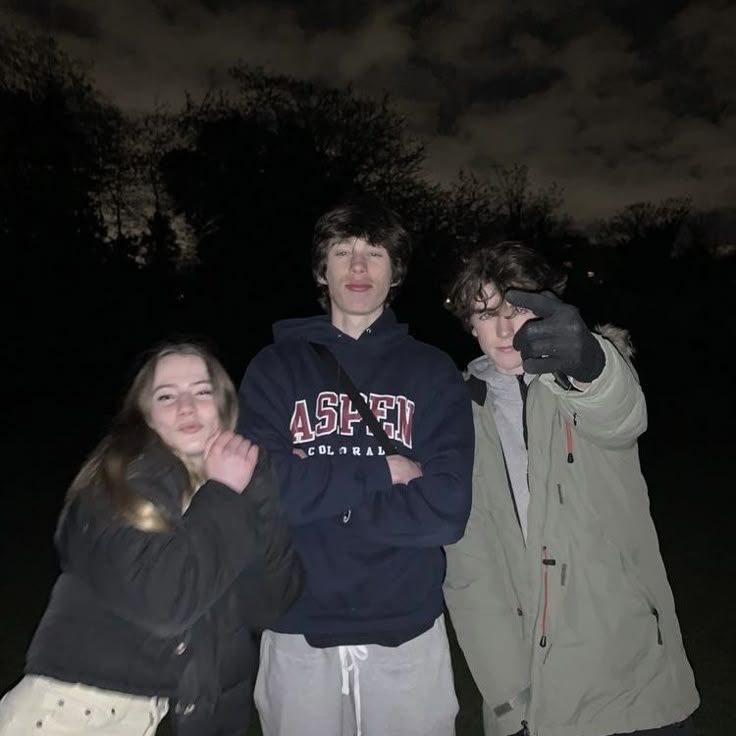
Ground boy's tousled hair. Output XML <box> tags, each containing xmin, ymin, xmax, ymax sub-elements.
<box><xmin>445</xmin><ymin>240</ymin><xmax>567</xmax><ymax>330</ymax></box>
<box><xmin>311</xmin><ymin>195</ymin><xmax>413</xmax><ymax>311</ymax></box>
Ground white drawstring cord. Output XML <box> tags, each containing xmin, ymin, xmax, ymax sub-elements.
<box><xmin>338</xmin><ymin>645</ymin><xmax>368</xmax><ymax>736</ymax></box>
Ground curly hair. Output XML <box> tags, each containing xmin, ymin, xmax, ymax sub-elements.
<box><xmin>445</xmin><ymin>241</ymin><xmax>567</xmax><ymax>330</ymax></box>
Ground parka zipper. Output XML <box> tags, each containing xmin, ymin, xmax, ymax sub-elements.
<box><xmin>539</xmin><ymin>545</ymin><xmax>556</xmax><ymax>647</ymax></box>
<box><xmin>564</xmin><ymin>420</ymin><xmax>574</xmax><ymax>464</ymax></box>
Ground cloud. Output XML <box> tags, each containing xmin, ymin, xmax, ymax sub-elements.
<box><xmin>419</xmin><ymin>1</ymin><xmax>735</xmax><ymax>217</ymax></box>
<box><xmin>4</xmin><ymin>0</ymin><xmax>100</xmax><ymax>38</ymax></box>
<box><xmin>0</xmin><ymin>0</ymin><xmax>733</xmax><ymax>218</ymax></box>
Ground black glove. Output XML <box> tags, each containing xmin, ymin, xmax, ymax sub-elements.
<box><xmin>506</xmin><ymin>289</ymin><xmax>605</xmax><ymax>382</ymax></box>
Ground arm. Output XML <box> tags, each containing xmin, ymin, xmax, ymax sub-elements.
<box><xmin>506</xmin><ymin>290</ymin><xmax>647</xmax><ymax>449</ymax></box>
<box><xmin>233</xmin><ymin>449</ymin><xmax>305</xmax><ymax>630</ymax></box>
<box><xmin>58</xmin><ymin>449</ymin><xmax>280</xmax><ymax>637</ymax></box>
<box><xmin>238</xmin><ymin>347</ymin><xmax>393</xmax><ymax>526</ymax></box>
<box><xmin>538</xmin><ymin>334</ymin><xmax>647</xmax><ymax>448</ymax></box>
<box><xmin>339</xmin><ymin>356</ymin><xmax>474</xmax><ymax>547</ymax></box>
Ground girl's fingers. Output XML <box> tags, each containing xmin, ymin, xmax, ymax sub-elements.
<box><xmin>203</xmin><ymin>431</ymin><xmax>223</xmax><ymax>458</ymax></box>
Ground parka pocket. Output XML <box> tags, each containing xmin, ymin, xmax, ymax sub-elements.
<box><xmin>536</xmin><ymin>545</ymin><xmax>668</xmax><ymax>727</ymax></box>
<box><xmin>543</xmin><ymin>529</ymin><xmax>664</xmax><ymax>654</ymax></box>
<box><xmin>618</xmin><ymin>549</ymin><xmax>664</xmax><ymax>645</ymax></box>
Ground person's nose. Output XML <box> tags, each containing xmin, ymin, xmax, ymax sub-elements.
<box><xmin>176</xmin><ymin>393</ymin><xmax>195</xmax><ymax>415</ymax></box>
<box><xmin>496</xmin><ymin>308</ymin><xmax>515</xmax><ymax>338</ymax></box>
<box><xmin>349</xmin><ymin>250</ymin><xmax>367</xmax><ymax>272</ymax></box>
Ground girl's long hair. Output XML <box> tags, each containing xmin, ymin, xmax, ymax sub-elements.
<box><xmin>67</xmin><ymin>342</ymin><xmax>238</xmax><ymax>531</ymax></box>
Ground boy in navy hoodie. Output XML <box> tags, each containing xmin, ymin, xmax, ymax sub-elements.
<box><xmin>238</xmin><ymin>197</ymin><xmax>474</xmax><ymax>736</ymax></box>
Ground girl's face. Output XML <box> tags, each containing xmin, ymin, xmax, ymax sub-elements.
<box><xmin>147</xmin><ymin>353</ymin><xmax>221</xmax><ymax>463</ymax></box>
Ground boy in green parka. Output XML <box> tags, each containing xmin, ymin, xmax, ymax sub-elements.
<box><xmin>443</xmin><ymin>241</ymin><xmax>699</xmax><ymax>736</ymax></box>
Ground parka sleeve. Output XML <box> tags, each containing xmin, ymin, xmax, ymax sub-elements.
<box><xmin>539</xmin><ymin>334</ymin><xmax>647</xmax><ymax>448</ymax></box>
<box><xmin>57</xmin><ymin>449</ymin><xmax>298</xmax><ymax>637</ymax></box>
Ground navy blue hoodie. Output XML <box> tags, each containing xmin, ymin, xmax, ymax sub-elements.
<box><xmin>238</xmin><ymin>309</ymin><xmax>473</xmax><ymax>647</ymax></box>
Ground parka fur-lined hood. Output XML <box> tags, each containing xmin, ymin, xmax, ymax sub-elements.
<box><xmin>595</xmin><ymin>323</ymin><xmax>635</xmax><ymax>361</ymax></box>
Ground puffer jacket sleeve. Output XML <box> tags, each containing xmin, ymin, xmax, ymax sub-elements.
<box><xmin>57</xmin><ymin>449</ymin><xmax>300</xmax><ymax>637</ymax></box>
<box><xmin>538</xmin><ymin>334</ymin><xmax>647</xmax><ymax>449</ymax></box>
<box><xmin>231</xmin><ymin>449</ymin><xmax>304</xmax><ymax>630</ymax></box>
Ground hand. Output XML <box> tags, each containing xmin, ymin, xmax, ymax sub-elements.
<box><xmin>386</xmin><ymin>455</ymin><xmax>423</xmax><ymax>486</ymax></box>
<box><xmin>204</xmin><ymin>431</ymin><xmax>260</xmax><ymax>494</ymax></box>
<box><xmin>506</xmin><ymin>289</ymin><xmax>605</xmax><ymax>382</ymax></box>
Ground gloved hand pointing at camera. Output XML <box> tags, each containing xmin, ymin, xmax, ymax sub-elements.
<box><xmin>506</xmin><ymin>289</ymin><xmax>605</xmax><ymax>383</ymax></box>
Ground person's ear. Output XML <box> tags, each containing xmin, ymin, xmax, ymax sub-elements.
<box><xmin>317</xmin><ymin>275</ymin><xmax>327</xmax><ymax>285</ymax></box>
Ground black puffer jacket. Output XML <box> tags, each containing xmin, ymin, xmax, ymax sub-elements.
<box><xmin>25</xmin><ymin>445</ymin><xmax>303</xmax><ymax>736</ymax></box>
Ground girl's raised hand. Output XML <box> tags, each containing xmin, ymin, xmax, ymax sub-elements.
<box><xmin>204</xmin><ymin>431</ymin><xmax>260</xmax><ymax>493</ymax></box>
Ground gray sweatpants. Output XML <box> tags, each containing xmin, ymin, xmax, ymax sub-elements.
<box><xmin>254</xmin><ymin>614</ymin><xmax>458</xmax><ymax>736</ymax></box>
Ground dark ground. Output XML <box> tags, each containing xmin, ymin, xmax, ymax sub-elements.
<box><xmin>1</xmin><ymin>313</ymin><xmax>733</xmax><ymax>735</ymax></box>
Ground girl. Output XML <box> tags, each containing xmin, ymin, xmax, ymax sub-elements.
<box><xmin>0</xmin><ymin>341</ymin><xmax>303</xmax><ymax>736</ymax></box>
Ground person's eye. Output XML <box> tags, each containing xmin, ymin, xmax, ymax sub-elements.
<box><xmin>155</xmin><ymin>393</ymin><xmax>174</xmax><ymax>403</ymax></box>
<box><xmin>477</xmin><ymin>311</ymin><xmax>492</xmax><ymax>321</ymax></box>
<box><xmin>333</xmin><ymin>249</ymin><xmax>348</xmax><ymax>257</ymax></box>
<box><xmin>196</xmin><ymin>388</ymin><xmax>213</xmax><ymax>397</ymax></box>
<box><xmin>369</xmin><ymin>250</ymin><xmax>384</xmax><ymax>257</ymax></box>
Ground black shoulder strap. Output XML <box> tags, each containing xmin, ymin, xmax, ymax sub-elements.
<box><xmin>466</xmin><ymin>374</ymin><xmax>487</xmax><ymax>406</ymax></box>
<box><xmin>309</xmin><ymin>342</ymin><xmax>400</xmax><ymax>456</ymax></box>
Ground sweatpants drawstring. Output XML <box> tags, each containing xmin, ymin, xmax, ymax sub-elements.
<box><xmin>338</xmin><ymin>645</ymin><xmax>368</xmax><ymax>736</ymax></box>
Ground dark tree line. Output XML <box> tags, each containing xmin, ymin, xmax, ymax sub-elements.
<box><xmin>3</xmin><ymin>26</ymin><xmax>733</xmax><ymax>425</ymax></box>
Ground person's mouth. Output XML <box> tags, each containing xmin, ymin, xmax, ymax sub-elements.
<box><xmin>346</xmin><ymin>283</ymin><xmax>371</xmax><ymax>292</ymax></box>
<box><xmin>178</xmin><ymin>423</ymin><xmax>203</xmax><ymax>434</ymax></box>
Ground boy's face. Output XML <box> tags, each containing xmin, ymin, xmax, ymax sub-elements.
<box><xmin>469</xmin><ymin>283</ymin><xmax>536</xmax><ymax>375</ymax></box>
<box><xmin>321</xmin><ymin>237</ymin><xmax>393</xmax><ymax>331</ymax></box>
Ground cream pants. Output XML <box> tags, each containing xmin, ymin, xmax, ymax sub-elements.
<box><xmin>0</xmin><ymin>676</ymin><xmax>168</xmax><ymax>735</ymax></box>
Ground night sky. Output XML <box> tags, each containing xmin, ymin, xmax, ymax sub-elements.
<box><xmin>2</xmin><ymin>0</ymin><xmax>734</xmax><ymax>220</ymax></box>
